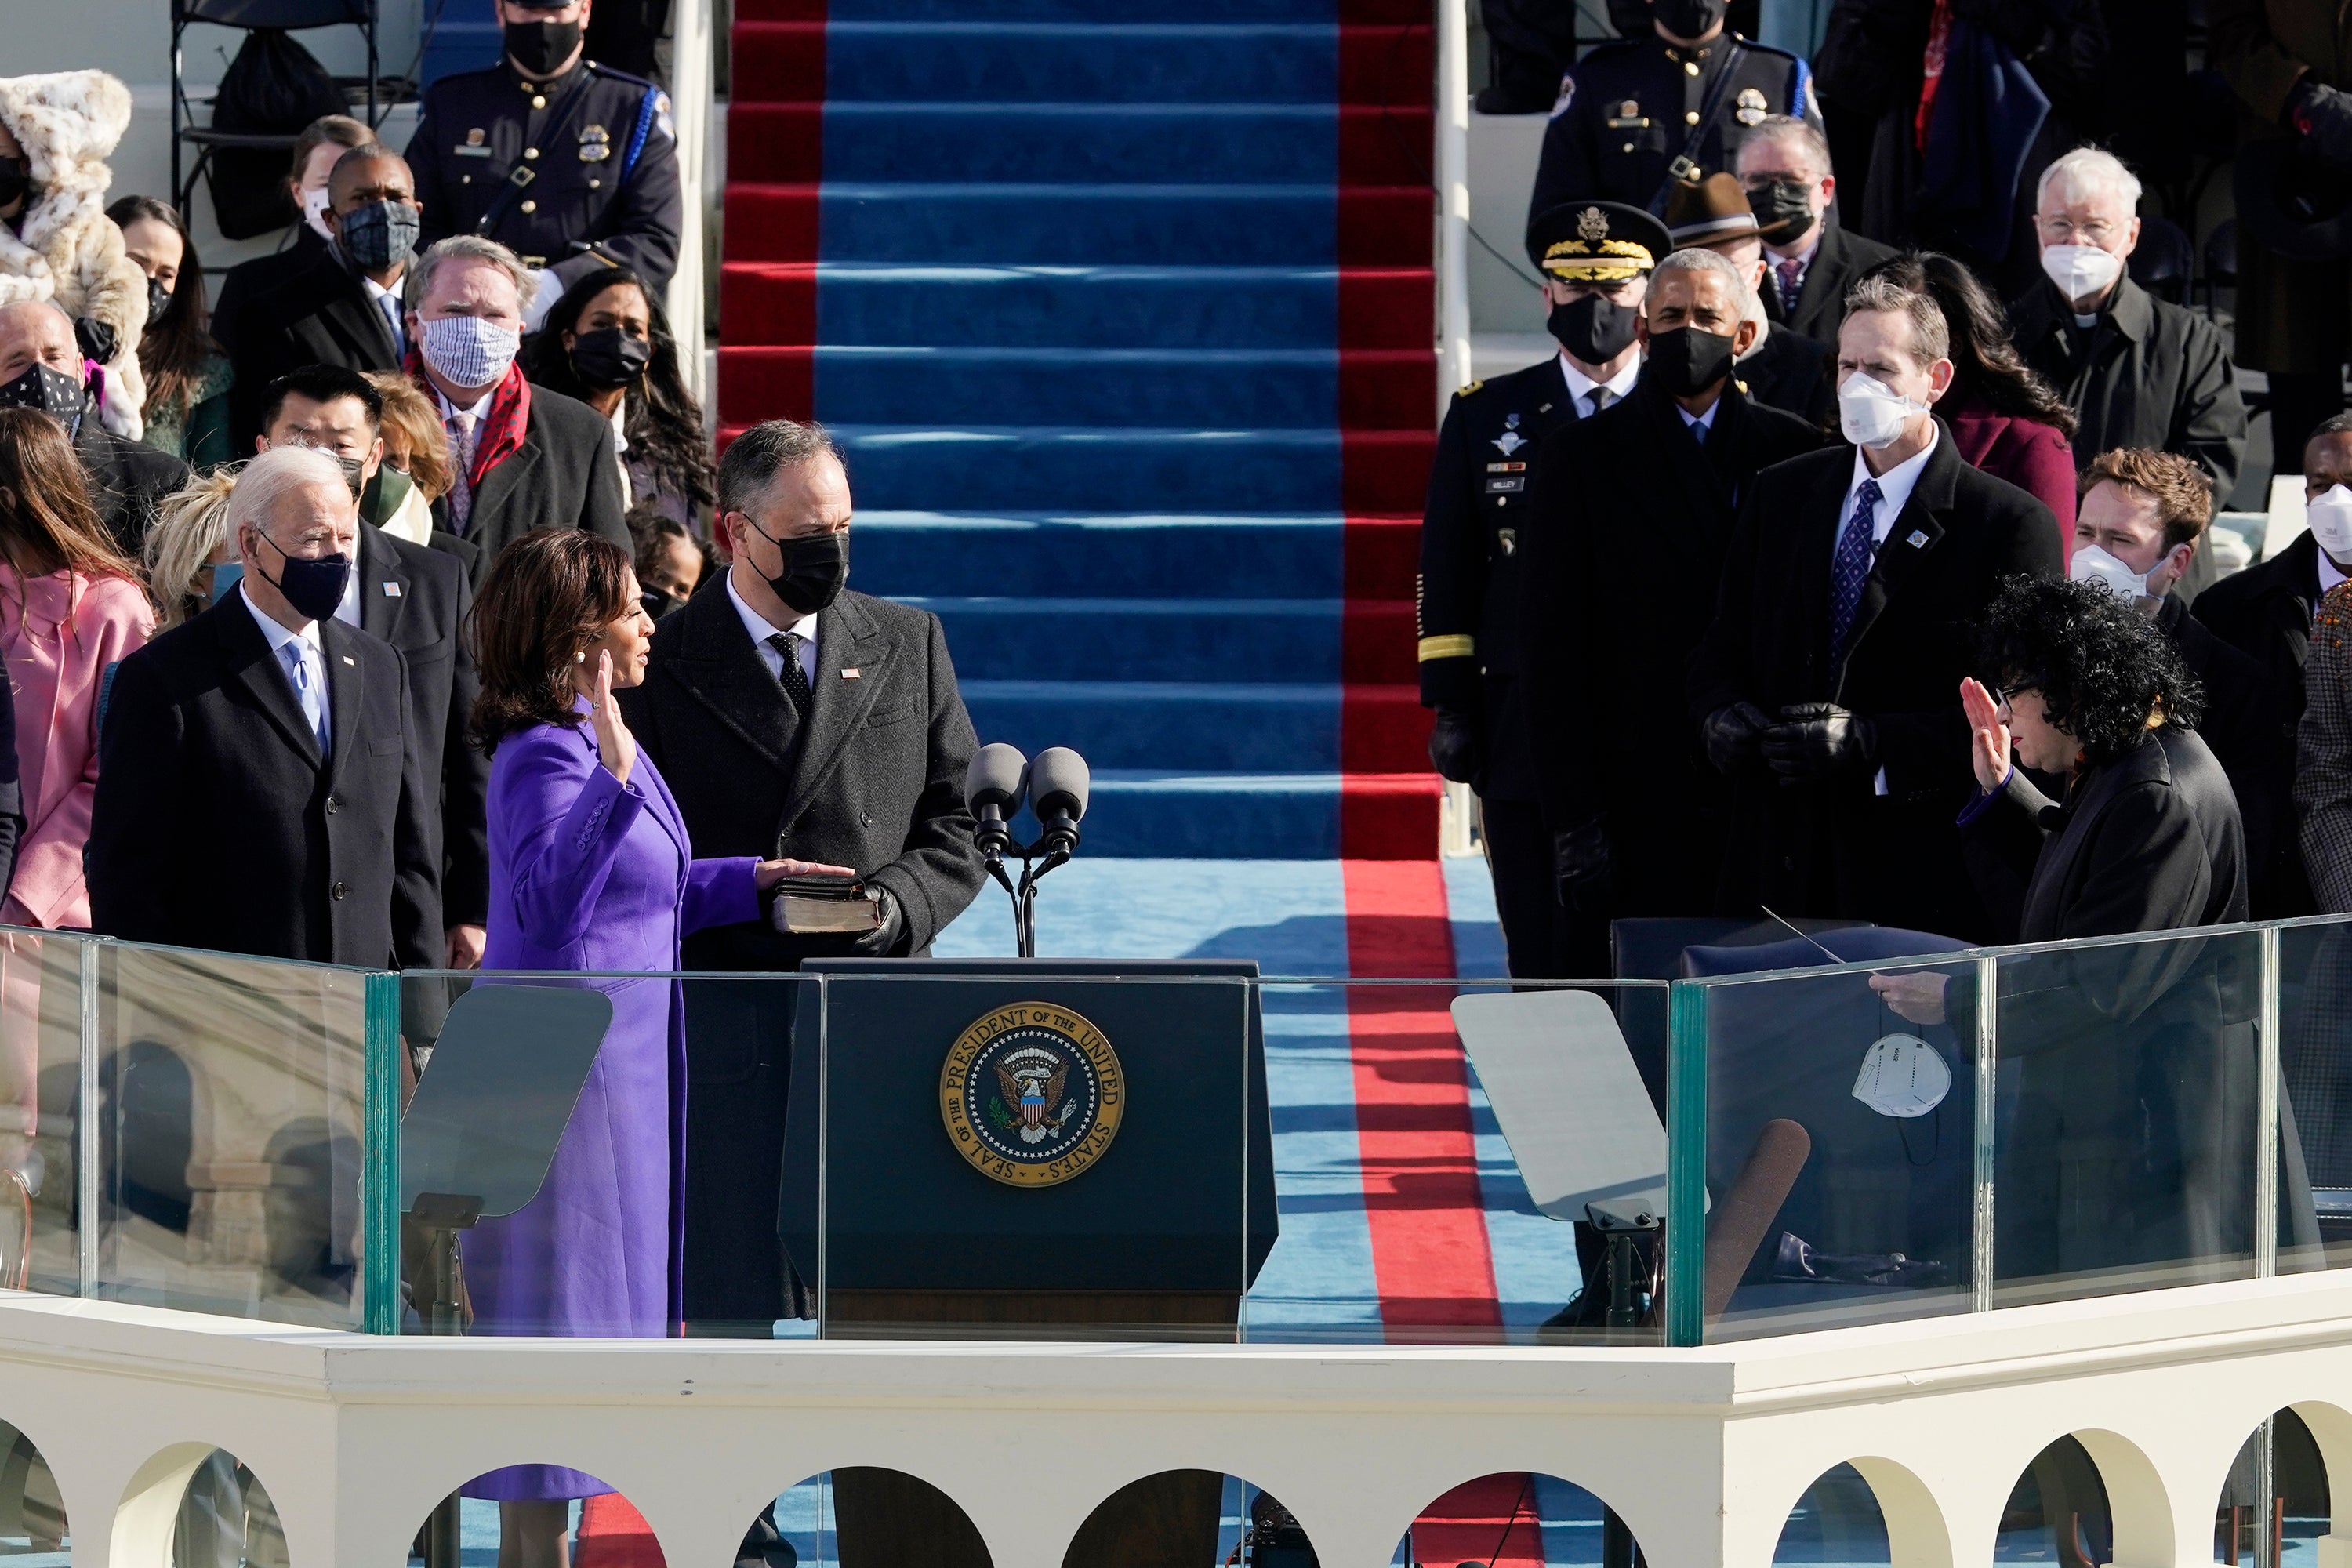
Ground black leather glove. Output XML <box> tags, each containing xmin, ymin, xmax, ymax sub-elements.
<box><xmin>1552</xmin><ymin>818</ymin><xmax>1614</xmax><ymax>914</ymax></box>
<box><xmin>1701</xmin><ymin>701</ymin><xmax>1773</xmax><ymax>775</ymax></box>
<box><xmin>2291</xmin><ymin>78</ymin><xmax>2352</xmax><ymax>166</ymax></box>
<box><xmin>71</xmin><ymin>315</ymin><xmax>114</xmax><ymax>365</ymax></box>
<box><xmin>1761</xmin><ymin>702</ymin><xmax>1878</xmax><ymax>780</ymax></box>
<box><xmin>851</xmin><ymin>885</ymin><xmax>903</xmax><ymax>954</ymax></box>
<box><xmin>1427</xmin><ymin>706</ymin><xmax>1482</xmax><ymax>785</ymax></box>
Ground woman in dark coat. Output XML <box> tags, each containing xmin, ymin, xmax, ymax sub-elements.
<box><xmin>1872</xmin><ymin>576</ymin><xmax>2259</xmax><ymax>1292</ymax></box>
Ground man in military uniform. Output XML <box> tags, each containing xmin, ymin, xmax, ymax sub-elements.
<box><xmin>405</xmin><ymin>0</ymin><xmax>682</xmax><ymax>330</ymax></box>
<box><xmin>1417</xmin><ymin>201</ymin><xmax>1672</xmax><ymax>979</ymax></box>
<box><xmin>1526</xmin><ymin>0</ymin><xmax>1818</xmax><ymax>232</ymax></box>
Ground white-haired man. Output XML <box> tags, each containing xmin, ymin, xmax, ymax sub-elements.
<box><xmin>403</xmin><ymin>234</ymin><xmax>628</xmax><ymax>583</ymax></box>
<box><xmin>88</xmin><ymin>444</ymin><xmax>440</xmax><ymax>967</ymax></box>
<box><xmin>2009</xmin><ymin>147</ymin><xmax>2248</xmax><ymax>500</ymax></box>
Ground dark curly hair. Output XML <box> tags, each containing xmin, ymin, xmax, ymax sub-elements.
<box><xmin>1861</xmin><ymin>251</ymin><xmax>2079</xmax><ymax>441</ymax></box>
<box><xmin>467</xmin><ymin>528</ymin><xmax>637</xmax><ymax>757</ymax></box>
<box><xmin>1976</xmin><ymin>576</ymin><xmax>2205</xmax><ymax>767</ymax></box>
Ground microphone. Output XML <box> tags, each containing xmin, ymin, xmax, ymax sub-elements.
<box><xmin>1028</xmin><ymin>746</ymin><xmax>1090</xmax><ymax>856</ymax></box>
<box><xmin>963</xmin><ymin>743</ymin><xmax>1029</xmax><ymax>862</ymax></box>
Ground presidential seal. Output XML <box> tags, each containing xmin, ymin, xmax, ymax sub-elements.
<box><xmin>939</xmin><ymin>1002</ymin><xmax>1124</xmax><ymax>1187</ymax></box>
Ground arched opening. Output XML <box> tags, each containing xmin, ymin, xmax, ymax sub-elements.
<box><xmin>1776</xmin><ymin>1463</ymin><xmax>1890</xmax><ymax>1566</ymax></box>
<box><xmin>406</xmin><ymin>1465</ymin><xmax>664</xmax><ymax>1568</ymax></box>
<box><xmin>744</xmin><ymin>1468</ymin><xmax>989</xmax><ymax>1568</ymax></box>
<box><xmin>172</xmin><ymin>1450</ymin><xmax>285</xmax><ymax>1568</ymax></box>
<box><xmin>1063</xmin><ymin>1471</ymin><xmax>1308</xmax><ymax>1568</ymax></box>
<box><xmin>0</xmin><ymin>1419</ymin><xmax>67</xmax><ymax>1560</ymax></box>
<box><xmin>2215</xmin><ymin>1409</ymin><xmax>2332</xmax><ymax>1568</ymax></box>
<box><xmin>1994</xmin><ymin>1433</ymin><xmax>2172</xmax><ymax>1568</ymax></box>
<box><xmin>1397</xmin><ymin>1472</ymin><xmax>1639</xmax><ymax>1567</ymax></box>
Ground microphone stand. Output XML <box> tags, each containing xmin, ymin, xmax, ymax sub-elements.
<box><xmin>993</xmin><ymin>812</ymin><xmax>1079</xmax><ymax>960</ymax></box>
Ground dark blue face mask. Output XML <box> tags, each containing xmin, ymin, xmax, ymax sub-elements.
<box><xmin>253</xmin><ymin>532</ymin><xmax>351</xmax><ymax>622</ymax></box>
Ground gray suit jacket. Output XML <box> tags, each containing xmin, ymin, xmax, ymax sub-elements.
<box><xmin>433</xmin><ymin>382</ymin><xmax>630</xmax><ymax>583</ymax></box>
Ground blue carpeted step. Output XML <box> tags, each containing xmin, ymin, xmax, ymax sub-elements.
<box><xmin>904</xmin><ymin>595</ymin><xmax>1339</xmax><ymax>682</ymax></box>
<box><xmin>1062</xmin><ymin>771</ymin><xmax>1347</xmax><ymax>858</ymax></box>
<box><xmin>833</xmin><ymin>425</ymin><xmax>1338</xmax><ymax>510</ymax></box>
<box><xmin>825</xmin><ymin>22</ymin><xmax>1338</xmax><ymax>104</ymax></box>
<box><xmin>829</xmin><ymin>0</ymin><xmax>1344</xmax><ymax>21</ymax></box>
<box><xmin>821</xmin><ymin>103</ymin><xmax>1337</xmax><ymax>184</ymax></box>
<box><xmin>814</xmin><ymin>264</ymin><xmax>1341</xmax><ymax>350</ymax></box>
<box><xmin>815</xmin><ymin>183</ymin><xmax>1335</xmax><ymax>265</ymax></box>
<box><xmin>810</xmin><ymin>346</ymin><xmax>1340</xmax><ymax>428</ymax></box>
<box><xmin>851</xmin><ymin>513</ymin><xmax>1345</xmax><ymax>598</ymax></box>
<box><xmin>962</xmin><ymin>679</ymin><xmax>1338</xmax><ymax>770</ymax></box>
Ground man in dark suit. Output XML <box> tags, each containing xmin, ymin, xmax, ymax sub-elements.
<box><xmin>615</xmin><ymin>419</ymin><xmax>985</xmax><ymax>1330</ymax></box>
<box><xmin>255</xmin><ymin>365</ymin><xmax>491</xmax><ymax>965</ymax></box>
<box><xmin>87</xmin><ymin>444</ymin><xmax>440</xmax><ymax>967</ymax></box>
<box><xmin>1737</xmin><ymin>116</ymin><xmax>1897</xmax><ymax>351</ymax></box>
<box><xmin>2193</xmin><ymin>414</ymin><xmax>2352</xmax><ymax>915</ymax></box>
<box><xmin>1666</xmin><ymin>172</ymin><xmax>1834</xmax><ymax>428</ymax></box>
<box><xmin>1690</xmin><ymin>273</ymin><xmax>2063</xmax><ymax>942</ymax></box>
<box><xmin>0</xmin><ymin>301</ymin><xmax>186</xmax><ymax>554</ymax></box>
<box><xmin>1521</xmin><ymin>245</ymin><xmax>1822</xmax><ymax>980</ymax></box>
<box><xmin>227</xmin><ymin>145</ymin><xmax>420</xmax><ymax>452</ymax></box>
<box><xmin>403</xmin><ymin>235</ymin><xmax>629</xmax><ymax>582</ymax></box>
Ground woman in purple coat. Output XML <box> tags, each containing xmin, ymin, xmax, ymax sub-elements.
<box><xmin>456</xmin><ymin>530</ymin><xmax>845</xmax><ymax>1564</ymax></box>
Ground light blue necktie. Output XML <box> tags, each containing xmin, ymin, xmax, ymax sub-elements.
<box><xmin>280</xmin><ymin>640</ymin><xmax>330</xmax><ymax>757</ymax></box>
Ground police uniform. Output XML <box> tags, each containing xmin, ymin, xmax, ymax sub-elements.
<box><xmin>1526</xmin><ymin>31</ymin><xmax>1816</xmax><ymax>228</ymax></box>
<box><xmin>406</xmin><ymin>55</ymin><xmax>684</xmax><ymax>295</ymax></box>
<box><xmin>1417</xmin><ymin>201</ymin><xmax>1671</xmax><ymax>980</ymax></box>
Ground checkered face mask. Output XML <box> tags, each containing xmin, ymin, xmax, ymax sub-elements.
<box><xmin>417</xmin><ymin>314</ymin><xmax>520</xmax><ymax>390</ymax></box>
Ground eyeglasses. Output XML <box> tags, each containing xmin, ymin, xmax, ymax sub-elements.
<box><xmin>2037</xmin><ymin>216</ymin><xmax>2122</xmax><ymax>245</ymax></box>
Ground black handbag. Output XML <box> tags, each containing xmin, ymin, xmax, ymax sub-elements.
<box><xmin>205</xmin><ymin>28</ymin><xmax>347</xmax><ymax>240</ymax></box>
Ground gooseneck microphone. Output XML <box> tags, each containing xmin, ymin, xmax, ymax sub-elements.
<box><xmin>963</xmin><ymin>740</ymin><xmax>1091</xmax><ymax>958</ymax></box>
<box><xmin>964</xmin><ymin>743</ymin><xmax>1029</xmax><ymax>867</ymax></box>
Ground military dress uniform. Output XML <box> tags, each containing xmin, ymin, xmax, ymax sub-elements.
<box><xmin>1527</xmin><ymin>31</ymin><xmax>1817</xmax><ymax>228</ymax></box>
<box><xmin>1417</xmin><ymin>201</ymin><xmax>1671</xmax><ymax>980</ymax></box>
<box><xmin>405</xmin><ymin>56</ymin><xmax>684</xmax><ymax>296</ymax></box>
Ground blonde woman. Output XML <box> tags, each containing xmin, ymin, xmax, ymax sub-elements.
<box><xmin>364</xmin><ymin>370</ymin><xmax>451</xmax><ymax>546</ymax></box>
<box><xmin>141</xmin><ymin>466</ymin><xmax>238</xmax><ymax>630</ymax></box>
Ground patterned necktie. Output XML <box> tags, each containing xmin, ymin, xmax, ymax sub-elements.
<box><xmin>1830</xmin><ymin>478</ymin><xmax>1882</xmax><ymax>666</ymax></box>
<box><xmin>445</xmin><ymin>410</ymin><xmax>477</xmax><ymax>533</ymax></box>
<box><xmin>1777</xmin><ymin>257</ymin><xmax>1805</xmax><ymax>312</ymax></box>
<box><xmin>767</xmin><ymin>631</ymin><xmax>811</xmax><ymax>718</ymax></box>
<box><xmin>1585</xmin><ymin>386</ymin><xmax>1616</xmax><ymax>416</ymax></box>
<box><xmin>280</xmin><ymin>640</ymin><xmax>330</xmax><ymax>757</ymax></box>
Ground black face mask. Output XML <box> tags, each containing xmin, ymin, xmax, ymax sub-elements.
<box><xmin>742</xmin><ymin>521</ymin><xmax>848</xmax><ymax>616</ymax></box>
<box><xmin>1644</xmin><ymin>325</ymin><xmax>1740</xmax><ymax>399</ymax></box>
<box><xmin>1748</xmin><ymin>180</ymin><xmax>1817</xmax><ymax>246</ymax></box>
<box><xmin>0</xmin><ymin>158</ymin><xmax>26</xmax><ymax>211</ymax></box>
<box><xmin>255</xmin><ymin>532</ymin><xmax>352</xmax><ymax>623</ymax></box>
<box><xmin>145</xmin><ymin>278</ymin><xmax>173</xmax><ymax>328</ymax></box>
<box><xmin>1652</xmin><ymin>0</ymin><xmax>1729</xmax><ymax>38</ymax></box>
<box><xmin>0</xmin><ymin>361</ymin><xmax>87</xmax><ymax>435</ymax></box>
<box><xmin>1548</xmin><ymin>293</ymin><xmax>1641</xmax><ymax>365</ymax></box>
<box><xmin>570</xmin><ymin>328</ymin><xmax>652</xmax><ymax>390</ymax></box>
<box><xmin>504</xmin><ymin>17</ymin><xmax>583</xmax><ymax>77</ymax></box>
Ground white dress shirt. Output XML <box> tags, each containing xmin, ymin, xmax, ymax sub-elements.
<box><xmin>1766</xmin><ymin>230</ymin><xmax>1823</xmax><ymax>303</ymax></box>
<box><xmin>1559</xmin><ymin>352</ymin><xmax>1642</xmax><ymax>417</ymax></box>
<box><xmin>728</xmin><ymin>572</ymin><xmax>818</xmax><ymax>687</ymax></box>
<box><xmin>242</xmin><ymin>582</ymin><xmax>332</xmax><ymax>754</ymax></box>
<box><xmin>1835</xmin><ymin>423</ymin><xmax>1940</xmax><ymax>566</ymax></box>
<box><xmin>1677</xmin><ymin>399</ymin><xmax>1719</xmax><ymax>436</ymax></box>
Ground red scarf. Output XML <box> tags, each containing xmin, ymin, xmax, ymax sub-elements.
<box><xmin>1914</xmin><ymin>0</ymin><xmax>1954</xmax><ymax>153</ymax></box>
<box><xmin>405</xmin><ymin>352</ymin><xmax>532</xmax><ymax>488</ymax></box>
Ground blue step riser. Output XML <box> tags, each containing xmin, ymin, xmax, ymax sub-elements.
<box><xmin>851</xmin><ymin>517</ymin><xmax>1345</xmax><ymax>598</ymax></box>
<box><xmin>821</xmin><ymin>105</ymin><xmax>1338</xmax><ymax>184</ymax></box>
<box><xmin>825</xmin><ymin>24</ymin><xmax>1339</xmax><ymax>105</ymax></box>
<box><xmin>909</xmin><ymin>599</ymin><xmax>1341</xmax><ymax>682</ymax></box>
<box><xmin>835</xmin><ymin>427</ymin><xmax>1341</xmax><ymax>511</ymax></box>
<box><xmin>831</xmin><ymin>0</ymin><xmax>1339</xmax><ymax>21</ymax></box>
<box><xmin>963</xmin><ymin>683</ymin><xmax>1339</xmax><ymax>770</ymax></box>
<box><xmin>819</xmin><ymin>186</ymin><xmax>1338</xmax><ymax>266</ymax></box>
<box><xmin>813</xmin><ymin>349</ymin><xmax>1339</xmax><ymax>428</ymax></box>
<box><xmin>814</xmin><ymin>266</ymin><xmax>1341</xmax><ymax>350</ymax></box>
<box><xmin>1054</xmin><ymin>788</ymin><xmax>1341</xmax><ymax>857</ymax></box>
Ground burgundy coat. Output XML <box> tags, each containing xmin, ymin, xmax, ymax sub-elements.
<box><xmin>1941</xmin><ymin>394</ymin><xmax>2078</xmax><ymax>557</ymax></box>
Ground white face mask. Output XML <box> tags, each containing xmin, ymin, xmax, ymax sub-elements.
<box><xmin>2041</xmin><ymin>241</ymin><xmax>2123</xmax><ymax>306</ymax></box>
<box><xmin>2069</xmin><ymin>541</ymin><xmax>2151</xmax><ymax>601</ymax></box>
<box><xmin>301</xmin><ymin>183</ymin><xmax>334</xmax><ymax>242</ymax></box>
<box><xmin>2309</xmin><ymin>484</ymin><xmax>2352</xmax><ymax>561</ymax></box>
<box><xmin>1837</xmin><ymin>372</ymin><xmax>1929</xmax><ymax>449</ymax></box>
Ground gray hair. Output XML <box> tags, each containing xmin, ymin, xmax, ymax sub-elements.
<box><xmin>226</xmin><ymin>445</ymin><xmax>350</xmax><ymax>539</ymax></box>
<box><xmin>1652</xmin><ymin>245</ymin><xmax>1752</xmax><ymax>317</ymax></box>
<box><xmin>403</xmin><ymin>234</ymin><xmax>535</xmax><ymax>314</ymax></box>
<box><xmin>718</xmin><ymin>419</ymin><xmax>844</xmax><ymax>515</ymax></box>
<box><xmin>2036</xmin><ymin>146</ymin><xmax>2142</xmax><ymax>215</ymax></box>
<box><xmin>1735</xmin><ymin>114</ymin><xmax>1831</xmax><ymax>182</ymax></box>
<box><xmin>1842</xmin><ymin>273</ymin><xmax>1951</xmax><ymax>366</ymax></box>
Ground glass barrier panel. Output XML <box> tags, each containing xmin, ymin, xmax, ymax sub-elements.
<box><xmin>1992</xmin><ymin>927</ymin><xmax>2264</xmax><ymax>1307</ymax></box>
<box><xmin>1679</xmin><ymin>952</ymin><xmax>1978</xmax><ymax>1345</ymax></box>
<box><xmin>389</xmin><ymin>971</ymin><xmax>811</xmax><ymax>1340</ymax></box>
<box><xmin>0</xmin><ymin>927</ymin><xmax>88</xmax><ymax>1301</ymax></box>
<box><xmin>2278</xmin><ymin>916</ymin><xmax>2352</xmax><ymax>1272</ymax></box>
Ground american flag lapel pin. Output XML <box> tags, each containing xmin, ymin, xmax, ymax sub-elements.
<box><xmin>841</xmin><ymin>667</ymin><xmax>861</xmax><ymax>679</ymax></box>
<box><xmin>342</xmin><ymin>655</ymin><xmax>356</xmax><ymax>665</ymax></box>
<box><xmin>383</xmin><ymin>581</ymin><xmax>402</xmax><ymax>596</ymax></box>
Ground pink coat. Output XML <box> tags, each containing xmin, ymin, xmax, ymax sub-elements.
<box><xmin>0</xmin><ymin>568</ymin><xmax>152</xmax><ymax>929</ymax></box>
<box><xmin>1941</xmin><ymin>396</ymin><xmax>2079</xmax><ymax>557</ymax></box>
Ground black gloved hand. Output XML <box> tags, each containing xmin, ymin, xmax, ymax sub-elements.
<box><xmin>1427</xmin><ymin>706</ymin><xmax>1483</xmax><ymax>785</ymax></box>
<box><xmin>71</xmin><ymin>315</ymin><xmax>115</xmax><ymax>366</ymax></box>
<box><xmin>1761</xmin><ymin>702</ymin><xmax>1878</xmax><ymax>780</ymax></box>
<box><xmin>2290</xmin><ymin>78</ymin><xmax>2352</xmax><ymax>167</ymax></box>
<box><xmin>851</xmin><ymin>886</ymin><xmax>903</xmax><ymax>954</ymax></box>
<box><xmin>1552</xmin><ymin>818</ymin><xmax>1614</xmax><ymax>914</ymax></box>
<box><xmin>1701</xmin><ymin>701</ymin><xmax>1773</xmax><ymax>775</ymax></box>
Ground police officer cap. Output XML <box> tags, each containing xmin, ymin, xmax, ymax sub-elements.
<box><xmin>1525</xmin><ymin>201</ymin><xmax>1672</xmax><ymax>281</ymax></box>
<box><xmin>1666</xmin><ymin>173</ymin><xmax>1762</xmax><ymax>249</ymax></box>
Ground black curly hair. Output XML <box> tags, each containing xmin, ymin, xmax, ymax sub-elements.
<box><xmin>1977</xmin><ymin>576</ymin><xmax>2205</xmax><ymax>766</ymax></box>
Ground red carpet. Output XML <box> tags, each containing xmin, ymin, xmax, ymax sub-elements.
<box><xmin>576</xmin><ymin>1493</ymin><xmax>666</xmax><ymax>1567</ymax></box>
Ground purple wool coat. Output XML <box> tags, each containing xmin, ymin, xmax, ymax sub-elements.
<box><xmin>459</xmin><ymin>698</ymin><xmax>757</xmax><ymax>1502</ymax></box>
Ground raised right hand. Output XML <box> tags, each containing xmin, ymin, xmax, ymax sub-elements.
<box><xmin>590</xmin><ymin>650</ymin><xmax>637</xmax><ymax>786</ymax></box>
<box><xmin>1958</xmin><ymin>677</ymin><xmax>2011</xmax><ymax>796</ymax></box>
